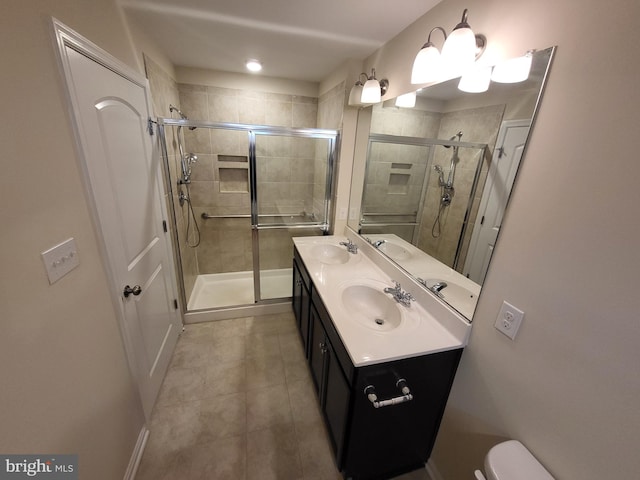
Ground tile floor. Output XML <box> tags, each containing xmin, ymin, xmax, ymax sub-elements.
<box><xmin>135</xmin><ymin>310</ymin><xmax>431</xmax><ymax>480</ymax></box>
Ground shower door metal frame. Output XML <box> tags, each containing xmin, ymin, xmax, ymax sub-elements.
<box><xmin>249</xmin><ymin>127</ymin><xmax>338</xmax><ymax>303</ymax></box>
<box><xmin>157</xmin><ymin>118</ymin><xmax>339</xmax><ymax>311</ymax></box>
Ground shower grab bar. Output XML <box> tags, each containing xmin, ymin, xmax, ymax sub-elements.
<box><xmin>360</xmin><ymin>222</ymin><xmax>419</xmax><ymax>227</ymax></box>
<box><xmin>362</xmin><ymin>212</ymin><xmax>418</xmax><ymax>217</ymax></box>
<box><xmin>201</xmin><ymin>212</ymin><xmax>315</xmax><ymax>220</ymax></box>
<box><xmin>255</xmin><ymin>223</ymin><xmax>329</xmax><ymax>231</ymax></box>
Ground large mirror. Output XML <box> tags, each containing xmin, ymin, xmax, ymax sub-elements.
<box><xmin>347</xmin><ymin>47</ymin><xmax>555</xmax><ymax>320</ymax></box>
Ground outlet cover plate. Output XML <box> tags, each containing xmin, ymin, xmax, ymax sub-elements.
<box><xmin>41</xmin><ymin>238</ymin><xmax>80</xmax><ymax>284</ymax></box>
<box><xmin>494</xmin><ymin>300</ymin><xmax>524</xmax><ymax>340</ymax></box>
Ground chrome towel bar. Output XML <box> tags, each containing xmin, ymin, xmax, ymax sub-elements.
<box><xmin>364</xmin><ymin>379</ymin><xmax>414</xmax><ymax>408</ymax></box>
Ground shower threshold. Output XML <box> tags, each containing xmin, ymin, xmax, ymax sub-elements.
<box><xmin>187</xmin><ymin>268</ymin><xmax>292</xmax><ymax>311</ymax></box>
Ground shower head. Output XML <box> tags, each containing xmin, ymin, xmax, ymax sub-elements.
<box><xmin>169</xmin><ymin>104</ymin><xmax>186</xmax><ymax>119</ymax></box>
<box><xmin>169</xmin><ymin>104</ymin><xmax>197</xmax><ymax>130</ymax></box>
<box><xmin>443</xmin><ymin>131</ymin><xmax>463</xmax><ymax>148</ymax></box>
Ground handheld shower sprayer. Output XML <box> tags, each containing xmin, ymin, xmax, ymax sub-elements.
<box><xmin>169</xmin><ymin>103</ymin><xmax>201</xmax><ymax>247</ymax></box>
<box><xmin>180</xmin><ymin>153</ymin><xmax>198</xmax><ymax>184</ymax></box>
<box><xmin>432</xmin><ymin>131</ymin><xmax>463</xmax><ymax>238</ymax></box>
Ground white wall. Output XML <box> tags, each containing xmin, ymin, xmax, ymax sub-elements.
<box><xmin>0</xmin><ymin>2</ymin><xmax>147</xmax><ymax>479</ymax></box>
<box><xmin>360</xmin><ymin>0</ymin><xmax>640</xmax><ymax>478</ymax></box>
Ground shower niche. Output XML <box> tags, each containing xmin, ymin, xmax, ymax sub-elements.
<box><xmin>217</xmin><ymin>154</ymin><xmax>249</xmax><ymax>193</ymax></box>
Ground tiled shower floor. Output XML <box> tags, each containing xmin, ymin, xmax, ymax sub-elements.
<box><xmin>135</xmin><ymin>310</ymin><xmax>431</xmax><ymax>480</ymax></box>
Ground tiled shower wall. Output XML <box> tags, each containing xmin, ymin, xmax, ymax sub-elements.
<box><xmin>144</xmin><ymin>56</ymin><xmax>199</xmax><ymax>300</ymax></box>
<box><xmin>316</xmin><ymin>81</ymin><xmax>346</xmax><ymax>219</ymax></box>
<box><xmin>176</xmin><ymin>85</ymin><xmax>321</xmax><ymax>275</ymax></box>
<box><xmin>367</xmin><ymin>106</ymin><xmax>442</xmax><ymax>224</ymax></box>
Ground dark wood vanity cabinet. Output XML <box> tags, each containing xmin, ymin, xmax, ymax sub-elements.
<box><xmin>292</xmin><ymin>247</ymin><xmax>463</xmax><ymax>480</ymax></box>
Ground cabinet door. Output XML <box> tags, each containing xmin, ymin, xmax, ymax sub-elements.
<box><xmin>308</xmin><ymin>305</ymin><xmax>326</xmax><ymax>399</ymax></box>
<box><xmin>324</xmin><ymin>342</ymin><xmax>351</xmax><ymax>463</ymax></box>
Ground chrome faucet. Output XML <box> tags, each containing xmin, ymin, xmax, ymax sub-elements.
<box><xmin>431</xmin><ymin>281</ymin><xmax>448</xmax><ymax>292</ymax></box>
<box><xmin>417</xmin><ymin>278</ymin><xmax>448</xmax><ymax>297</ymax></box>
<box><xmin>384</xmin><ymin>281</ymin><xmax>414</xmax><ymax>307</ymax></box>
<box><xmin>373</xmin><ymin>239</ymin><xmax>386</xmax><ymax>248</ymax></box>
<box><xmin>339</xmin><ymin>238</ymin><xmax>358</xmax><ymax>254</ymax></box>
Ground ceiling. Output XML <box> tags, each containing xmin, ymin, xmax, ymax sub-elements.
<box><xmin>121</xmin><ymin>0</ymin><xmax>442</xmax><ymax>83</ymax></box>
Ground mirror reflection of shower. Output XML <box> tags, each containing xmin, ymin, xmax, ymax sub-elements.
<box><xmin>169</xmin><ymin>104</ymin><xmax>200</xmax><ymax>247</ymax></box>
<box><xmin>432</xmin><ymin>131</ymin><xmax>462</xmax><ymax>238</ymax></box>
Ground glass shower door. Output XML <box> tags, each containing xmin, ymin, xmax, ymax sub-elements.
<box><xmin>252</xmin><ymin>130</ymin><xmax>337</xmax><ymax>301</ymax></box>
<box><xmin>159</xmin><ymin>118</ymin><xmax>337</xmax><ymax>311</ymax></box>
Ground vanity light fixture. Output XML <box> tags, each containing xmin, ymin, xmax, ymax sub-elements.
<box><xmin>349</xmin><ymin>69</ymin><xmax>389</xmax><ymax>106</ymax></box>
<box><xmin>395</xmin><ymin>91</ymin><xmax>417</xmax><ymax>108</ymax></box>
<box><xmin>411</xmin><ymin>9</ymin><xmax>486</xmax><ymax>85</ymax></box>
<box><xmin>245</xmin><ymin>59</ymin><xmax>262</xmax><ymax>73</ymax></box>
<box><xmin>348</xmin><ymin>73</ymin><xmax>367</xmax><ymax>107</ymax></box>
<box><xmin>491</xmin><ymin>51</ymin><xmax>533</xmax><ymax>83</ymax></box>
<box><xmin>361</xmin><ymin>69</ymin><xmax>389</xmax><ymax>104</ymax></box>
<box><xmin>458</xmin><ymin>64</ymin><xmax>492</xmax><ymax>93</ymax></box>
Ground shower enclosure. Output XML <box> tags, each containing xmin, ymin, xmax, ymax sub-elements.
<box><xmin>158</xmin><ymin>118</ymin><xmax>338</xmax><ymax>316</ymax></box>
<box><xmin>359</xmin><ymin>133</ymin><xmax>487</xmax><ymax>271</ymax></box>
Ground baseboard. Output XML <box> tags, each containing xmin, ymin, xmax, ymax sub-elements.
<box><xmin>123</xmin><ymin>426</ymin><xmax>149</xmax><ymax>480</ymax></box>
<box><xmin>426</xmin><ymin>458</ymin><xmax>445</xmax><ymax>480</ymax></box>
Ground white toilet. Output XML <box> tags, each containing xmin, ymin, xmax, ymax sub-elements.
<box><xmin>474</xmin><ymin>440</ymin><xmax>555</xmax><ymax>480</ymax></box>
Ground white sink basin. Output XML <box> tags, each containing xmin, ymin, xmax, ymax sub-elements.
<box><xmin>377</xmin><ymin>241</ymin><xmax>412</xmax><ymax>261</ymax></box>
<box><xmin>311</xmin><ymin>244</ymin><xmax>350</xmax><ymax>265</ymax></box>
<box><xmin>341</xmin><ymin>283</ymin><xmax>402</xmax><ymax>331</ymax></box>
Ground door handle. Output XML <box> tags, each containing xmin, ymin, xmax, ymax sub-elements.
<box><xmin>123</xmin><ymin>285</ymin><xmax>142</xmax><ymax>298</ymax></box>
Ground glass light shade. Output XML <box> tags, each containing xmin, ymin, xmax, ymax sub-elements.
<box><xmin>458</xmin><ymin>65</ymin><xmax>492</xmax><ymax>93</ymax></box>
<box><xmin>491</xmin><ymin>53</ymin><xmax>533</xmax><ymax>83</ymax></box>
<box><xmin>440</xmin><ymin>27</ymin><xmax>477</xmax><ymax>77</ymax></box>
<box><xmin>411</xmin><ymin>44</ymin><xmax>442</xmax><ymax>84</ymax></box>
<box><xmin>245</xmin><ymin>59</ymin><xmax>262</xmax><ymax>72</ymax></box>
<box><xmin>348</xmin><ymin>84</ymin><xmax>364</xmax><ymax>106</ymax></box>
<box><xmin>361</xmin><ymin>78</ymin><xmax>381</xmax><ymax>103</ymax></box>
<box><xmin>395</xmin><ymin>91</ymin><xmax>417</xmax><ymax>108</ymax></box>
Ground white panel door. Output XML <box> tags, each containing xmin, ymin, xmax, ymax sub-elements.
<box><xmin>56</xmin><ymin>26</ymin><xmax>181</xmax><ymax>419</ymax></box>
<box><xmin>464</xmin><ymin>120</ymin><xmax>531</xmax><ymax>284</ymax></box>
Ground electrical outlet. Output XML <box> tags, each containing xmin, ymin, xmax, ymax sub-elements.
<box><xmin>338</xmin><ymin>207</ymin><xmax>348</xmax><ymax>220</ymax></box>
<box><xmin>494</xmin><ymin>301</ymin><xmax>524</xmax><ymax>340</ymax></box>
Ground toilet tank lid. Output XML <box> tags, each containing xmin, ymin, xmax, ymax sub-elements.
<box><xmin>485</xmin><ymin>440</ymin><xmax>555</xmax><ymax>480</ymax></box>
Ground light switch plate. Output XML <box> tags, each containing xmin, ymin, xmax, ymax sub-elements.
<box><xmin>494</xmin><ymin>300</ymin><xmax>524</xmax><ymax>340</ymax></box>
<box><xmin>41</xmin><ymin>238</ymin><xmax>80</xmax><ymax>284</ymax></box>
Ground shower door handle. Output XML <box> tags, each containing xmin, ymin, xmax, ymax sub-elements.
<box><xmin>123</xmin><ymin>285</ymin><xmax>142</xmax><ymax>298</ymax></box>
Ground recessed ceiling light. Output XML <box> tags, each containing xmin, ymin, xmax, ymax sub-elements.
<box><xmin>246</xmin><ymin>59</ymin><xmax>262</xmax><ymax>73</ymax></box>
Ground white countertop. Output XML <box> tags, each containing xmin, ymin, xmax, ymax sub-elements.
<box><xmin>293</xmin><ymin>235</ymin><xmax>470</xmax><ymax>367</ymax></box>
